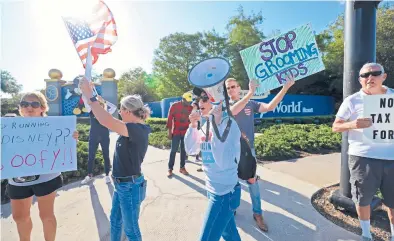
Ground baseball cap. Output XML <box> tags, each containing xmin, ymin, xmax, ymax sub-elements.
<box><xmin>182</xmin><ymin>92</ymin><xmax>193</xmax><ymax>102</ymax></box>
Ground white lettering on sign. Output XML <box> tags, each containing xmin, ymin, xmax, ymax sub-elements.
<box><xmin>272</xmin><ymin>101</ymin><xmax>314</xmax><ymax>114</ymax></box>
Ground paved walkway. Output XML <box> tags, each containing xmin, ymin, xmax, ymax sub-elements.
<box><xmin>1</xmin><ymin>133</ymin><xmax>359</xmax><ymax>241</ymax></box>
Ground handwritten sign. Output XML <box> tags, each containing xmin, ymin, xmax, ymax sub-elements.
<box><xmin>363</xmin><ymin>94</ymin><xmax>394</xmax><ymax>143</ymax></box>
<box><xmin>1</xmin><ymin>116</ymin><xmax>77</xmax><ymax>179</ymax></box>
<box><xmin>240</xmin><ymin>24</ymin><xmax>325</xmax><ymax>94</ymax></box>
<box><xmin>239</xmin><ymin>90</ymin><xmax>270</xmax><ymax>99</ymax></box>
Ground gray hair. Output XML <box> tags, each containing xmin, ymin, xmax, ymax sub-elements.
<box><xmin>360</xmin><ymin>62</ymin><xmax>385</xmax><ymax>74</ymax></box>
<box><xmin>120</xmin><ymin>95</ymin><xmax>151</xmax><ymax>120</ymax></box>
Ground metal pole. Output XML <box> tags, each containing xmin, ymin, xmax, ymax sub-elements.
<box><xmin>330</xmin><ymin>0</ymin><xmax>380</xmax><ymax>212</ymax></box>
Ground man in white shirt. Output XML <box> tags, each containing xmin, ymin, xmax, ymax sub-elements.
<box><xmin>332</xmin><ymin>63</ymin><xmax>394</xmax><ymax>241</ymax></box>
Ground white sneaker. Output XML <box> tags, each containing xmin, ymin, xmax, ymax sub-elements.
<box><xmin>81</xmin><ymin>176</ymin><xmax>93</xmax><ymax>185</ymax></box>
<box><xmin>105</xmin><ymin>176</ymin><xmax>111</xmax><ymax>184</ymax></box>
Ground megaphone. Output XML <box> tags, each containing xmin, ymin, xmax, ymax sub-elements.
<box><xmin>188</xmin><ymin>57</ymin><xmax>231</xmax><ymax>105</ymax></box>
<box><xmin>188</xmin><ymin>57</ymin><xmax>233</xmax><ymax>143</ymax></box>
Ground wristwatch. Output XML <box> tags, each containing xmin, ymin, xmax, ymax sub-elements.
<box><xmin>89</xmin><ymin>96</ymin><xmax>98</xmax><ymax>104</ymax></box>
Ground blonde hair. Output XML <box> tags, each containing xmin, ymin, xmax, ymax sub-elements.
<box><xmin>120</xmin><ymin>94</ymin><xmax>151</xmax><ymax>120</ymax></box>
<box><xmin>19</xmin><ymin>91</ymin><xmax>49</xmax><ymax>116</ymax></box>
<box><xmin>225</xmin><ymin>78</ymin><xmax>238</xmax><ymax>85</ymax></box>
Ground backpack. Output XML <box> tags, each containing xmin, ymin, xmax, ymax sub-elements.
<box><xmin>211</xmin><ymin>116</ymin><xmax>257</xmax><ymax>180</ymax></box>
<box><xmin>237</xmin><ymin>134</ymin><xmax>257</xmax><ymax>180</ymax></box>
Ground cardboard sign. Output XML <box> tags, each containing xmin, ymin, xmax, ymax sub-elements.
<box><xmin>240</xmin><ymin>24</ymin><xmax>325</xmax><ymax>94</ymax></box>
<box><xmin>363</xmin><ymin>94</ymin><xmax>394</xmax><ymax>143</ymax></box>
<box><xmin>1</xmin><ymin>116</ymin><xmax>78</xmax><ymax>179</ymax></box>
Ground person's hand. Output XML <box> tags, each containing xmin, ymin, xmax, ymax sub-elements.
<box><xmin>283</xmin><ymin>74</ymin><xmax>295</xmax><ymax>91</ymax></box>
<box><xmin>72</xmin><ymin>131</ymin><xmax>79</xmax><ymax>141</ymax></box>
<box><xmin>189</xmin><ymin>110</ymin><xmax>200</xmax><ymax>128</ymax></box>
<box><xmin>248</xmin><ymin>79</ymin><xmax>259</xmax><ymax>95</ymax></box>
<box><xmin>351</xmin><ymin>118</ymin><xmax>372</xmax><ymax>129</ymax></box>
<box><xmin>78</xmin><ymin>76</ymin><xmax>94</xmax><ymax>98</ymax></box>
<box><xmin>167</xmin><ymin>130</ymin><xmax>172</xmax><ymax>140</ymax></box>
<box><xmin>209</xmin><ymin>102</ymin><xmax>223</xmax><ymax>124</ymax></box>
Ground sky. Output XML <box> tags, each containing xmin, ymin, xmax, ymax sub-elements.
<box><xmin>0</xmin><ymin>0</ymin><xmax>347</xmax><ymax>93</ymax></box>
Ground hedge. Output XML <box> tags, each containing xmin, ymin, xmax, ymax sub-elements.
<box><xmin>146</xmin><ymin>118</ymin><xmax>167</xmax><ymax>125</ymax></box>
<box><xmin>255</xmin><ymin>124</ymin><xmax>341</xmax><ymax>160</ymax></box>
<box><xmin>61</xmin><ymin>141</ymin><xmax>105</xmax><ymax>183</ymax></box>
<box><xmin>77</xmin><ymin>123</ymin><xmax>90</xmax><ymax>142</ymax></box>
<box><xmin>147</xmin><ymin>120</ymin><xmax>342</xmax><ymax>160</ymax></box>
<box><xmin>149</xmin><ymin>131</ymin><xmax>171</xmax><ymax>149</ymax></box>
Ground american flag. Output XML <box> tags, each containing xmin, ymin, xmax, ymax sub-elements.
<box><xmin>62</xmin><ymin>1</ymin><xmax>118</xmax><ymax>67</ymax></box>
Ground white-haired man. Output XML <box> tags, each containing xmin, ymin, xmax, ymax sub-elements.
<box><xmin>333</xmin><ymin>63</ymin><xmax>394</xmax><ymax>241</ymax></box>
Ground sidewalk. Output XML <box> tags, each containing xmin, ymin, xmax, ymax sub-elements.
<box><xmin>1</xmin><ymin>133</ymin><xmax>359</xmax><ymax>241</ymax></box>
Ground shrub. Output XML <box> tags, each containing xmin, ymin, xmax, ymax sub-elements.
<box><xmin>146</xmin><ymin>118</ymin><xmax>167</xmax><ymax>125</ymax></box>
<box><xmin>149</xmin><ymin>131</ymin><xmax>171</xmax><ymax>149</ymax></box>
<box><xmin>61</xmin><ymin>141</ymin><xmax>105</xmax><ymax>183</ymax></box>
<box><xmin>255</xmin><ymin>124</ymin><xmax>341</xmax><ymax>160</ymax></box>
<box><xmin>77</xmin><ymin>124</ymin><xmax>90</xmax><ymax>142</ymax></box>
<box><xmin>149</xmin><ymin>123</ymin><xmax>168</xmax><ymax>133</ymax></box>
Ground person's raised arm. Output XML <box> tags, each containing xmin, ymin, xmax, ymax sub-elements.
<box><xmin>184</xmin><ymin>111</ymin><xmax>203</xmax><ymax>155</ymax></box>
<box><xmin>230</xmin><ymin>80</ymin><xmax>259</xmax><ymax>115</ymax></box>
<box><xmin>79</xmin><ymin>77</ymin><xmax>129</xmax><ymax>137</ymax></box>
<box><xmin>258</xmin><ymin>75</ymin><xmax>295</xmax><ymax>113</ymax></box>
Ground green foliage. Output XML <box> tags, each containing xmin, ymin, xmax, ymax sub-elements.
<box><xmin>1</xmin><ymin>93</ymin><xmax>22</xmax><ymax>116</ymax></box>
<box><xmin>61</xmin><ymin>141</ymin><xmax>105</xmax><ymax>183</ymax></box>
<box><xmin>149</xmin><ymin>124</ymin><xmax>167</xmax><ymax>133</ymax></box>
<box><xmin>148</xmin><ymin>131</ymin><xmax>171</xmax><ymax>149</ymax></box>
<box><xmin>77</xmin><ymin>124</ymin><xmax>90</xmax><ymax>142</ymax></box>
<box><xmin>146</xmin><ymin>118</ymin><xmax>168</xmax><ymax>125</ymax></box>
<box><xmin>118</xmin><ymin>67</ymin><xmax>158</xmax><ymax>102</ymax></box>
<box><xmin>1</xmin><ymin>70</ymin><xmax>22</xmax><ymax>95</ymax></box>
<box><xmin>316</xmin><ymin>4</ymin><xmax>394</xmax><ymax>95</ymax></box>
<box><xmin>255</xmin><ymin>124</ymin><xmax>341</xmax><ymax>160</ymax></box>
<box><xmin>226</xmin><ymin>6</ymin><xmax>265</xmax><ymax>89</ymax></box>
<box><xmin>152</xmin><ymin>32</ymin><xmax>206</xmax><ymax>98</ymax></box>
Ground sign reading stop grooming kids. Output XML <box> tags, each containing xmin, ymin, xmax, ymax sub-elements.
<box><xmin>1</xmin><ymin>116</ymin><xmax>77</xmax><ymax>179</ymax></box>
<box><xmin>240</xmin><ymin>24</ymin><xmax>325</xmax><ymax>94</ymax></box>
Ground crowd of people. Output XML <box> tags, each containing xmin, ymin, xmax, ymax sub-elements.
<box><xmin>5</xmin><ymin>62</ymin><xmax>393</xmax><ymax>241</ymax></box>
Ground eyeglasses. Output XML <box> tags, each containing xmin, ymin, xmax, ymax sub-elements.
<box><xmin>20</xmin><ymin>101</ymin><xmax>41</xmax><ymax>108</ymax></box>
<box><xmin>226</xmin><ymin>85</ymin><xmax>238</xmax><ymax>90</ymax></box>
<box><xmin>359</xmin><ymin>71</ymin><xmax>382</xmax><ymax>78</ymax></box>
<box><xmin>200</xmin><ymin>96</ymin><xmax>209</xmax><ymax>103</ymax></box>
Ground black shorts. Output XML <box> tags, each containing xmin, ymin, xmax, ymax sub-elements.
<box><xmin>6</xmin><ymin>175</ymin><xmax>63</xmax><ymax>200</ymax></box>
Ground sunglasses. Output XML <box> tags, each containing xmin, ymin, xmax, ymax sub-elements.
<box><xmin>200</xmin><ymin>96</ymin><xmax>210</xmax><ymax>102</ymax></box>
<box><xmin>359</xmin><ymin>71</ymin><xmax>382</xmax><ymax>78</ymax></box>
<box><xmin>226</xmin><ymin>85</ymin><xmax>238</xmax><ymax>90</ymax></box>
<box><xmin>20</xmin><ymin>101</ymin><xmax>41</xmax><ymax>108</ymax></box>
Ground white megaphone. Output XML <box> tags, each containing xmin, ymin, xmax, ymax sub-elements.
<box><xmin>188</xmin><ymin>57</ymin><xmax>233</xmax><ymax>143</ymax></box>
<box><xmin>188</xmin><ymin>57</ymin><xmax>231</xmax><ymax>106</ymax></box>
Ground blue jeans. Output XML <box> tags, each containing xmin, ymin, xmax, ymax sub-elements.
<box><xmin>246</xmin><ymin>148</ymin><xmax>263</xmax><ymax>215</ymax></box>
<box><xmin>110</xmin><ymin>175</ymin><xmax>147</xmax><ymax>241</ymax></box>
<box><xmin>200</xmin><ymin>183</ymin><xmax>241</xmax><ymax>241</ymax></box>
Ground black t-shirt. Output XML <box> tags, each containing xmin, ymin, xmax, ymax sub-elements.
<box><xmin>89</xmin><ymin>112</ymin><xmax>109</xmax><ymax>136</ymax></box>
<box><xmin>112</xmin><ymin>123</ymin><xmax>151</xmax><ymax>177</ymax></box>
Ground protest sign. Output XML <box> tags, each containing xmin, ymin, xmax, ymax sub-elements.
<box><xmin>1</xmin><ymin>116</ymin><xmax>77</xmax><ymax>179</ymax></box>
<box><xmin>363</xmin><ymin>94</ymin><xmax>394</xmax><ymax>143</ymax></box>
<box><xmin>240</xmin><ymin>24</ymin><xmax>325</xmax><ymax>94</ymax></box>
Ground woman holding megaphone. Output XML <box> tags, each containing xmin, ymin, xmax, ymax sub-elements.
<box><xmin>185</xmin><ymin>88</ymin><xmax>242</xmax><ymax>241</ymax></box>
